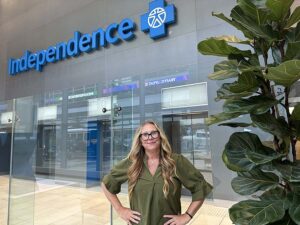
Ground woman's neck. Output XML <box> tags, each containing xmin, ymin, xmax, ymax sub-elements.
<box><xmin>145</xmin><ymin>150</ymin><xmax>160</xmax><ymax>160</ymax></box>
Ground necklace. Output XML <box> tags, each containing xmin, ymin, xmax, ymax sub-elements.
<box><xmin>148</xmin><ymin>158</ymin><xmax>159</xmax><ymax>165</ymax></box>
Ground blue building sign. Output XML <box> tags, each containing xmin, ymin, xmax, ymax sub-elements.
<box><xmin>145</xmin><ymin>73</ymin><xmax>189</xmax><ymax>87</ymax></box>
<box><xmin>141</xmin><ymin>0</ymin><xmax>176</xmax><ymax>39</ymax></box>
<box><xmin>7</xmin><ymin>0</ymin><xmax>176</xmax><ymax>76</ymax></box>
<box><xmin>102</xmin><ymin>82</ymin><xmax>139</xmax><ymax>94</ymax></box>
<box><xmin>8</xmin><ymin>19</ymin><xmax>135</xmax><ymax>76</ymax></box>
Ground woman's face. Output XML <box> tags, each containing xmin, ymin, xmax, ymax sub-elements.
<box><xmin>140</xmin><ymin>123</ymin><xmax>161</xmax><ymax>152</ymax></box>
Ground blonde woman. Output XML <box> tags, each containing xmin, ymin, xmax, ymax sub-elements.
<box><xmin>101</xmin><ymin>120</ymin><xmax>212</xmax><ymax>225</ymax></box>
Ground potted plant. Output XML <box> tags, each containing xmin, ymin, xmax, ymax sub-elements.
<box><xmin>198</xmin><ymin>0</ymin><xmax>300</xmax><ymax>224</ymax></box>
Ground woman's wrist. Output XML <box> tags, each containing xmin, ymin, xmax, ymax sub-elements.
<box><xmin>185</xmin><ymin>211</ymin><xmax>193</xmax><ymax>220</ymax></box>
<box><xmin>115</xmin><ymin>204</ymin><xmax>124</xmax><ymax>213</ymax></box>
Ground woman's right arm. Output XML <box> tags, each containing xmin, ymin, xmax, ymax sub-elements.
<box><xmin>101</xmin><ymin>182</ymin><xmax>141</xmax><ymax>225</ymax></box>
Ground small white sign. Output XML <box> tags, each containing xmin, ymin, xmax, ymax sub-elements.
<box><xmin>37</xmin><ymin>105</ymin><xmax>57</xmax><ymax>121</ymax></box>
<box><xmin>162</xmin><ymin>82</ymin><xmax>208</xmax><ymax>109</ymax></box>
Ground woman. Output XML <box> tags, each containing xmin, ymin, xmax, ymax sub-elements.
<box><xmin>101</xmin><ymin>120</ymin><xmax>212</xmax><ymax>225</ymax></box>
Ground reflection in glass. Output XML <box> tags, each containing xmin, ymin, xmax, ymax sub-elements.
<box><xmin>163</xmin><ymin>113</ymin><xmax>212</xmax><ymax>187</ymax></box>
<box><xmin>8</xmin><ymin>97</ymin><xmax>37</xmax><ymax>225</ymax></box>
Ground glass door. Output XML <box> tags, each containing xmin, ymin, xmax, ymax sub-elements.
<box><xmin>0</xmin><ymin>99</ymin><xmax>13</xmax><ymax>225</ymax></box>
<box><xmin>163</xmin><ymin>112</ymin><xmax>213</xmax><ymax>189</ymax></box>
<box><xmin>106</xmin><ymin>76</ymin><xmax>140</xmax><ymax>224</ymax></box>
<box><xmin>8</xmin><ymin>97</ymin><xmax>38</xmax><ymax>225</ymax></box>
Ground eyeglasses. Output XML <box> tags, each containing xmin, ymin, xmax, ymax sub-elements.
<box><xmin>139</xmin><ymin>130</ymin><xmax>160</xmax><ymax>141</ymax></box>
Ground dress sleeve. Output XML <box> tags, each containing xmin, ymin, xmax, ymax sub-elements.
<box><xmin>101</xmin><ymin>158</ymin><xmax>130</xmax><ymax>194</ymax></box>
<box><xmin>175</xmin><ymin>154</ymin><xmax>213</xmax><ymax>201</ymax></box>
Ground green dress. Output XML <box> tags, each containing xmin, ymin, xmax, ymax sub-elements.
<box><xmin>102</xmin><ymin>153</ymin><xmax>213</xmax><ymax>225</ymax></box>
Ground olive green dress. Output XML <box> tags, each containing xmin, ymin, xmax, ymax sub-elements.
<box><xmin>102</xmin><ymin>153</ymin><xmax>213</xmax><ymax>225</ymax></box>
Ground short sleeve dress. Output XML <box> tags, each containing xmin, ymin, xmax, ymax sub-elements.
<box><xmin>102</xmin><ymin>153</ymin><xmax>213</xmax><ymax>225</ymax></box>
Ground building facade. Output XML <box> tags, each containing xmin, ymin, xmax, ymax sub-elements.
<box><xmin>2</xmin><ymin>0</ymin><xmax>300</xmax><ymax>224</ymax></box>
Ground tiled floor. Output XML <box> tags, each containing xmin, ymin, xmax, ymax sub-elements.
<box><xmin>0</xmin><ymin>176</ymin><xmax>8</xmax><ymax>225</ymax></box>
<box><xmin>0</xmin><ymin>176</ymin><xmax>234</xmax><ymax>225</ymax></box>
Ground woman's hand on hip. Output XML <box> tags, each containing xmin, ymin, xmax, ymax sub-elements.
<box><xmin>163</xmin><ymin>214</ymin><xmax>191</xmax><ymax>225</ymax></box>
<box><xmin>117</xmin><ymin>206</ymin><xmax>141</xmax><ymax>225</ymax></box>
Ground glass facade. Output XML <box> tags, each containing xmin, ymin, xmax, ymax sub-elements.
<box><xmin>1</xmin><ymin>71</ymin><xmax>214</xmax><ymax>224</ymax></box>
<box><xmin>2</xmin><ymin>68</ymin><xmax>213</xmax><ymax>182</ymax></box>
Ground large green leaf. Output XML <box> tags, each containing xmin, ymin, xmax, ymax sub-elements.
<box><xmin>266</xmin><ymin>0</ymin><xmax>293</xmax><ymax>21</ymax></box>
<box><xmin>222</xmin><ymin>148</ymin><xmax>255</xmax><ymax>172</ymax></box>
<box><xmin>238</xmin><ymin>0</ymin><xmax>270</xmax><ymax>25</ymax></box>
<box><xmin>230</xmin><ymin>132</ymin><xmax>282</xmax><ymax>164</ymax></box>
<box><xmin>246</xmin><ymin>149</ymin><xmax>284</xmax><ymax>165</ymax></box>
<box><xmin>198</xmin><ymin>38</ymin><xmax>252</xmax><ymax>57</ymax></box>
<box><xmin>231</xmin><ymin>168</ymin><xmax>279</xmax><ymax>195</ymax></box>
<box><xmin>216</xmin><ymin>72</ymin><xmax>259</xmax><ymax>100</ymax></box>
<box><xmin>289</xmin><ymin>193</ymin><xmax>300</xmax><ymax>224</ymax></box>
<box><xmin>223</xmin><ymin>132</ymin><xmax>281</xmax><ymax>172</ymax></box>
<box><xmin>251</xmin><ymin>113</ymin><xmax>290</xmax><ymax>140</ymax></box>
<box><xmin>260</xmin><ymin>187</ymin><xmax>290</xmax><ymax>210</ymax></box>
<box><xmin>210</xmin><ymin>60</ymin><xmax>260</xmax><ymax>80</ymax></box>
<box><xmin>260</xmin><ymin>187</ymin><xmax>286</xmax><ymax>201</ymax></box>
<box><xmin>212</xmin><ymin>12</ymin><xmax>254</xmax><ymax>39</ymax></box>
<box><xmin>205</xmin><ymin>112</ymin><xmax>242</xmax><ymax>125</ymax></box>
<box><xmin>269</xmin><ymin>213</ymin><xmax>297</xmax><ymax>225</ymax></box>
<box><xmin>216</xmin><ymin>85</ymin><xmax>254</xmax><ymax>101</ymax></box>
<box><xmin>223</xmin><ymin>95</ymin><xmax>278</xmax><ymax>115</ymax></box>
<box><xmin>274</xmin><ymin>161</ymin><xmax>300</xmax><ymax>182</ymax></box>
<box><xmin>259</xmin><ymin>161</ymin><xmax>277</xmax><ymax>172</ymax></box>
<box><xmin>231</xmin><ymin>5</ymin><xmax>277</xmax><ymax>40</ymax></box>
<box><xmin>284</xmin><ymin>42</ymin><xmax>300</xmax><ymax>61</ymax></box>
<box><xmin>229</xmin><ymin>200</ymin><xmax>285</xmax><ymax>225</ymax></box>
<box><xmin>251</xmin><ymin>113</ymin><xmax>290</xmax><ymax>153</ymax></box>
<box><xmin>266</xmin><ymin>60</ymin><xmax>300</xmax><ymax>87</ymax></box>
<box><xmin>226</xmin><ymin>72</ymin><xmax>259</xmax><ymax>93</ymax></box>
<box><xmin>285</xmin><ymin>6</ymin><xmax>300</xmax><ymax>28</ymax></box>
<box><xmin>223</xmin><ymin>132</ymin><xmax>257</xmax><ymax>172</ymax></box>
<box><xmin>210</xmin><ymin>60</ymin><xmax>240</xmax><ymax>80</ymax></box>
<box><xmin>286</xmin><ymin>23</ymin><xmax>300</xmax><ymax>42</ymax></box>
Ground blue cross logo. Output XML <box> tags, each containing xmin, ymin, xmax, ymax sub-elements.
<box><xmin>140</xmin><ymin>0</ymin><xmax>176</xmax><ymax>39</ymax></box>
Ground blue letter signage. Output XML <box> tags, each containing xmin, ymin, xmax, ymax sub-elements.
<box><xmin>8</xmin><ymin>18</ymin><xmax>136</xmax><ymax>76</ymax></box>
<box><xmin>7</xmin><ymin>0</ymin><xmax>176</xmax><ymax>76</ymax></box>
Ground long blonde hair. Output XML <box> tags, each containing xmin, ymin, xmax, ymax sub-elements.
<box><xmin>127</xmin><ymin>120</ymin><xmax>177</xmax><ymax>199</ymax></box>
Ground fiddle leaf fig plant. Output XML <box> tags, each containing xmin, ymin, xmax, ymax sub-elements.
<box><xmin>198</xmin><ymin>0</ymin><xmax>300</xmax><ymax>224</ymax></box>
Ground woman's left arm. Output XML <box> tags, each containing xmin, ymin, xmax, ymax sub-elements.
<box><xmin>185</xmin><ymin>199</ymin><xmax>204</xmax><ymax>219</ymax></box>
<box><xmin>163</xmin><ymin>154</ymin><xmax>213</xmax><ymax>225</ymax></box>
<box><xmin>163</xmin><ymin>199</ymin><xmax>204</xmax><ymax>225</ymax></box>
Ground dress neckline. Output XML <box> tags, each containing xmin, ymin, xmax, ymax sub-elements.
<box><xmin>143</xmin><ymin>156</ymin><xmax>161</xmax><ymax>177</ymax></box>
